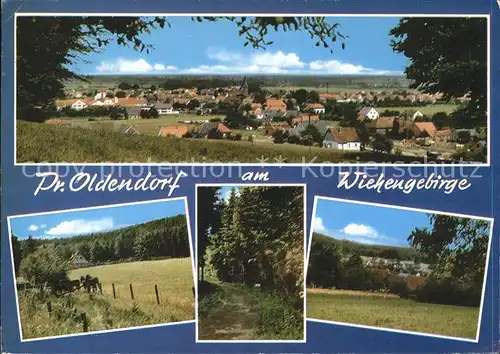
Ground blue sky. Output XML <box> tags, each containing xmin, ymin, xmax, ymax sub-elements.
<box><xmin>313</xmin><ymin>199</ymin><xmax>431</xmax><ymax>247</ymax></box>
<box><xmin>73</xmin><ymin>16</ymin><xmax>408</xmax><ymax>76</ymax></box>
<box><xmin>9</xmin><ymin>199</ymin><xmax>186</xmax><ymax>240</ymax></box>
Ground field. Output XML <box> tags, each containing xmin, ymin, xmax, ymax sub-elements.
<box><xmin>376</xmin><ymin>104</ymin><xmax>459</xmax><ymax>115</ymax></box>
<box><xmin>307</xmin><ymin>288</ymin><xmax>479</xmax><ymax>339</ymax></box>
<box><xmin>18</xmin><ymin>258</ymin><xmax>195</xmax><ymax>339</ymax></box>
<box><xmin>17</xmin><ymin>120</ymin><xmax>431</xmax><ymax>163</ymax></box>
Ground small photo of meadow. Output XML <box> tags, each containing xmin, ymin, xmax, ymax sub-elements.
<box><xmin>306</xmin><ymin>198</ymin><xmax>492</xmax><ymax>340</ymax></box>
<box><xmin>8</xmin><ymin>198</ymin><xmax>195</xmax><ymax>340</ymax></box>
<box><xmin>196</xmin><ymin>185</ymin><xmax>305</xmax><ymax>341</ymax></box>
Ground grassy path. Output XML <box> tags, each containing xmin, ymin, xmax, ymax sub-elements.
<box><xmin>198</xmin><ymin>283</ymin><xmax>260</xmax><ymax>340</ymax></box>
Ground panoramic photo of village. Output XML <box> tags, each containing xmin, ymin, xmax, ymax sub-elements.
<box><xmin>306</xmin><ymin>198</ymin><xmax>492</xmax><ymax>340</ymax></box>
<box><xmin>196</xmin><ymin>185</ymin><xmax>305</xmax><ymax>341</ymax></box>
<box><xmin>8</xmin><ymin>199</ymin><xmax>195</xmax><ymax>340</ymax></box>
<box><xmin>16</xmin><ymin>16</ymin><xmax>488</xmax><ymax>164</ymax></box>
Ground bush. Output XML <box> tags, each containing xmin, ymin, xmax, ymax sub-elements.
<box><xmin>416</xmin><ymin>277</ymin><xmax>481</xmax><ymax>307</ymax></box>
<box><xmin>388</xmin><ymin>279</ymin><xmax>409</xmax><ymax>298</ymax></box>
<box><xmin>256</xmin><ymin>291</ymin><xmax>303</xmax><ymax>340</ymax></box>
<box><xmin>20</xmin><ymin>244</ymin><xmax>67</xmax><ymax>288</ymax></box>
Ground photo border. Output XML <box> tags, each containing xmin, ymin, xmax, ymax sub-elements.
<box><xmin>304</xmin><ymin>195</ymin><xmax>494</xmax><ymax>343</ymax></box>
<box><xmin>194</xmin><ymin>183</ymin><xmax>308</xmax><ymax>343</ymax></box>
<box><xmin>6</xmin><ymin>196</ymin><xmax>197</xmax><ymax>343</ymax></box>
<box><xmin>12</xmin><ymin>13</ymin><xmax>491</xmax><ymax>167</ymax></box>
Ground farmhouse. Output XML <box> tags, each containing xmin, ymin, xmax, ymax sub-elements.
<box><xmin>358</xmin><ymin>107</ymin><xmax>379</xmax><ymax>121</ymax></box>
<box><xmin>117</xmin><ymin>97</ymin><xmax>148</xmax><ymax>107</ymax></box>
<box><xmin>366</xmin><ymin>117</ymin><xmax>395</xmax><ymax>135</ymax></box>
<box><xmin>265</xmin><ymin>99</ymin><xmax>287</xmax><ymax>112</ymax></box>
<box><xmin>155</xmin><ymin>103</ymin><xmax>179</xmax><ymax>115</ymax></box>
<box><xmin>125</xmin><ymin>107</ymin><xmax>142</xmax><ymax>119</ymax></box>
<box><xmin>291</xmin><ymin>120</ymin><xmax>331</xmax><ymax>137</ymax></box>
<box><xmin>198</xmin><ymin>122</ymin><xmax>232</xmax><ymax>138</ymax></box>
<box><xmin>68</xmin><ymin>252</ymin><xmax>89</xmax><ymax>268</ymax></box>
<box><xmin>291</xmin><ymin>114</ymin><xmax>320</xmax><ymax>126</ymax></box>
<box><xmin>305</xmin><ymin>103</ymin><xmax>326</xmax><ymax>114</ymax></box>
<box><xmin>323</xmin><ymin>127</ymin><xmax>361</xmax><ymax>151</ymax></box>
<box><xmin>158</xmin><ymin>125</ymin><xmax>189</xmax><ymax>138</ymax></box>
<box><xmin>412</xmin><ymin>122</ymin><xmax>437</xmax><ymax>138</ymax></box>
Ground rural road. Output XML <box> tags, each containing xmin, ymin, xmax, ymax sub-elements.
<box><xmin>199</xmin><ymin>283</ymin><xmax>260</xmax><ymax>340</ymax></box>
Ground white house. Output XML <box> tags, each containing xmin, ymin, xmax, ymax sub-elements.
<box><xmin>155</xmin><ymin>103</ymin><xmax>180</xmax><ymax>115</ymax></box>
<box><xmin>358</xmin><ymin>106</ymin><xmax>379</xmax><ymax>120</ymax></box>
<box><xmin>306</xmin><ymin>103</ymin><xmax>326</xmax><ymax>114</ymax></box>
<box><xmin>71</xmin><ymin>100</ymin><xmax>89</xmax><ymax>111</ymax></box>
<box><xmin>323</xmin><ymin>127</ymin><xmax>361</xmax><ymax>151</ymax></box>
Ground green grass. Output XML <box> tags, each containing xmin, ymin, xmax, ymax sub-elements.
<box><xmin>17</xmin><ymin>120</ymin><xmax>430</xmax><ymax>163</ymax></box>
<box><xmin>307</xmin><ymin>288</ymin><xmax>479</xmax><ymax>339</ymax></box>
<box><xmin>376</xmin><ymin>104</ymin><xmax>459</xmax><ymax>115</ymax></box>
<box><xmin>18</xmin><ymin>258</ymin><xmax>194</xmax><ymax>340</ymax></box>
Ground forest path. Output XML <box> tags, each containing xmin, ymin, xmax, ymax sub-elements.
<box><xmin>199</xmin><ymin>282</ymin><xmax>261</xmax><ymax>340</ymax></box>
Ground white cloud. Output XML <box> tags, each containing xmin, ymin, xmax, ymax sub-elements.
<box><xmin>96</xmin><ymin>58</ymin><xmax>174</xmax><ymax>73</ymax></box>
<box><xmin>165</xmin><ymin>65</ymin><xmax>178</xmax><ymax>71</ymax></box>
<box><xmin>40</xmin><ymin>224</ymin><xmax>47</xmax><ymax>229</ymax></box>
<box><xmin>45</xmin><ymin>218</ymin><xmax>114</xmax><ymax>237</ymax></box>
<box><xmin>342</xmin><ymin>223</ymin><xmax>379</xmax><ymax>238</ymax></box>
<box><xmin>252</xmin><ymin>51</ymin><xmax>305</xmax><ymax>68</ymax></box>
<box><xmin>207</xmin><ymin>47</ymin><xmax>243</xmax><ymax>62</ymax></box>
<box><xmin>182</xmin><ymin>48</ymin><xmax>396</xmax><ymax>75</ymax></box>
<box><xmin>313</xmin><ymin>217</ymin><xmax>326</xmax><ymax>233</ymax></box>
<box><xmin>28</xmin><ymin>224</ymin><xmax>39</xmax><ymax>232</ymax></box>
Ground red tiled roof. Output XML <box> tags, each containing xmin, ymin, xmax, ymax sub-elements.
<box><xmin>414</xmin><ymin>122</ymin><xmax>437</xmax><ymax>137</ymax></box>
<box><xmin>330</xmin><ymin>127</ymin><xmax>360</xmax><ymax>143</ymax></box>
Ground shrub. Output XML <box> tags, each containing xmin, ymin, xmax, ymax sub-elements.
<box><xmin>256</xmin><ymin>291</ymin><xmax>303</xmax><ymax>340</ymax></box>
<box><xmin>20</xmin><ymin>244</ymin><xmax>67</xmax><ymax>287</ymax></box>
<box><xmin>416</xmin><ymin>277</ymin><xmax>481</xmax><ymax>307</ymax></box>
<box><xmin>388</xmin><ymin>279</ymin><xmax>409</xmax><ymax>298</ymax></box>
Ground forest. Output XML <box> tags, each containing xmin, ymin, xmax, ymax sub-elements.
<box><xmin>12</xmin><ymin>214</ymin><xmax>190</xmax><ymax>283</ymax></box>
<box><xmin>197</xmin><ymin>186</ymin><xmax>305</xmax><ymax>340</ymax></box>
<box><xmin>307</xmin><ymin>215</ymin><xmax>490</xmax><ymax>307</ymax></box>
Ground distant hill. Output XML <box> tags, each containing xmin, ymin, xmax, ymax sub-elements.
<box><xmin>312</xmin><ymin>232</ymin><xmax>421</xmax><ymax>261</ymax></box>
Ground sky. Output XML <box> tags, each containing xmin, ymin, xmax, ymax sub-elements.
<box><xmin>71</xmin><ymin>16</ymin><xmax>408</xmax><ymax>76</ymax></box>
<box><xmin>9</xmin><ymin>199</ymin><xmax>186</xmax><ymax>240</ymax></box>
<box><xmin>313</xmin><ymin>199</ymin><xmax>432</xmax><ymax>247</ymax></box>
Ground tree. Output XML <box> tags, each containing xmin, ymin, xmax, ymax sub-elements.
<box><xmin>12</xmin><ymin>236</ymin><xmax>22</xmax><ymax>275</ymax></box>
<box><xmin>343</xmin><ymin>254</ymin><xmax>368</xmax><ymax>290</ymax></box>
<box><xmin>118</xmin><ymin>82</ymin><xmax>132</xmax><ymax>90</ymax></box>
<box><xmin>285</xmin><ymin>99</ymin><xmax>295</xmax><ymax>110</ymax></box>
<box><xmin>408</xmin><ymin>215</ymin><xmax>490</xmax><ymax>286</ymax></box>
<box><xmin>187</xmin><ymin>99</ymin><xmax>201</xmax><ymax>110</ymax></box>
<box><xmin>307</xmin><ymin>236</ymin><xmax>344</xmax><ymax>288</ymax></box>
<box><xmin>457</xmin><ymin>130</ymin><xmax>472</xmax><ymax>143</ymax></box>
<box><xmin>293</xmin><ymin>89</ymin><xmax>309</xmax><ymax>106</ymax></box>
<box><xmin>20</xmin><ymin>244</ymin><xmax>67</xmax><ymax>287</ymax></box>
<box><xmin>371</xmin><ymin>134</ymin><xmax>393</xmax><ymax>154</ymax></box>
<box><xmin>390</xmin><ymin>18</ymin><xmax>487</xmax><ymax>122</ymax></box>
<box><xmin>272</xmin><ymin>130</ymin><xmax>285</xmax><ymax>144</ymax></box>
<box><xmin>309</xmin><ymin>90</ymin><xmax>320</xmax><ymax>103</ymax></box>
<box><xmin>115</xmin><ymin>91</ymin><xmax>127</xmax><ymax>98</ymax></box>
<box><xmin>300</xmin><ymin>124</ymin><xmax>322</xmax><ymax>146</ymax></box>
<box><xmin>197</xmin><ymin>187</ymin><xmax>222</xmax><ymax>282</ymax></box>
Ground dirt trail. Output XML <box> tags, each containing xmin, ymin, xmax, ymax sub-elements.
<box><xmin>199</xmin><ymin>283</ymin><xmax>260</xmax><ymax>340</ymax></box>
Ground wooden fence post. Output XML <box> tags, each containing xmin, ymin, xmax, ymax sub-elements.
<box><xmin>155</xmin><ymin>284</ymin><xmax>160</xmax><ymax>305</ymax></box>
<box><xmin>81</xmin><ymin>312</ymin><xmax>88</xmax><ymax>332</ymax></box>
<box><xmin>46</xmin><ymin>302</ymin><xmax>52</xmax><ymax>314</ymax></box>
<box><xmin>129</xmin><ymin>283</ymin><xmax>134</xmax><ymax>300</ymax></box>
<box><xmin>98</xmin><ymin>282</ymin><xmax>103</xmax><ymax>294</ymax></box>
<box><xmin>112</xmin><ymin>283</ymin><xmax>116</xmax><ymax>299</ymax></box>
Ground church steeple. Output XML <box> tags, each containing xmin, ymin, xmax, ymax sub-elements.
<box><xmin>240</xmin><ymin>75</ymin><xmax>249</xmax><ymax>94</ymax></box>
